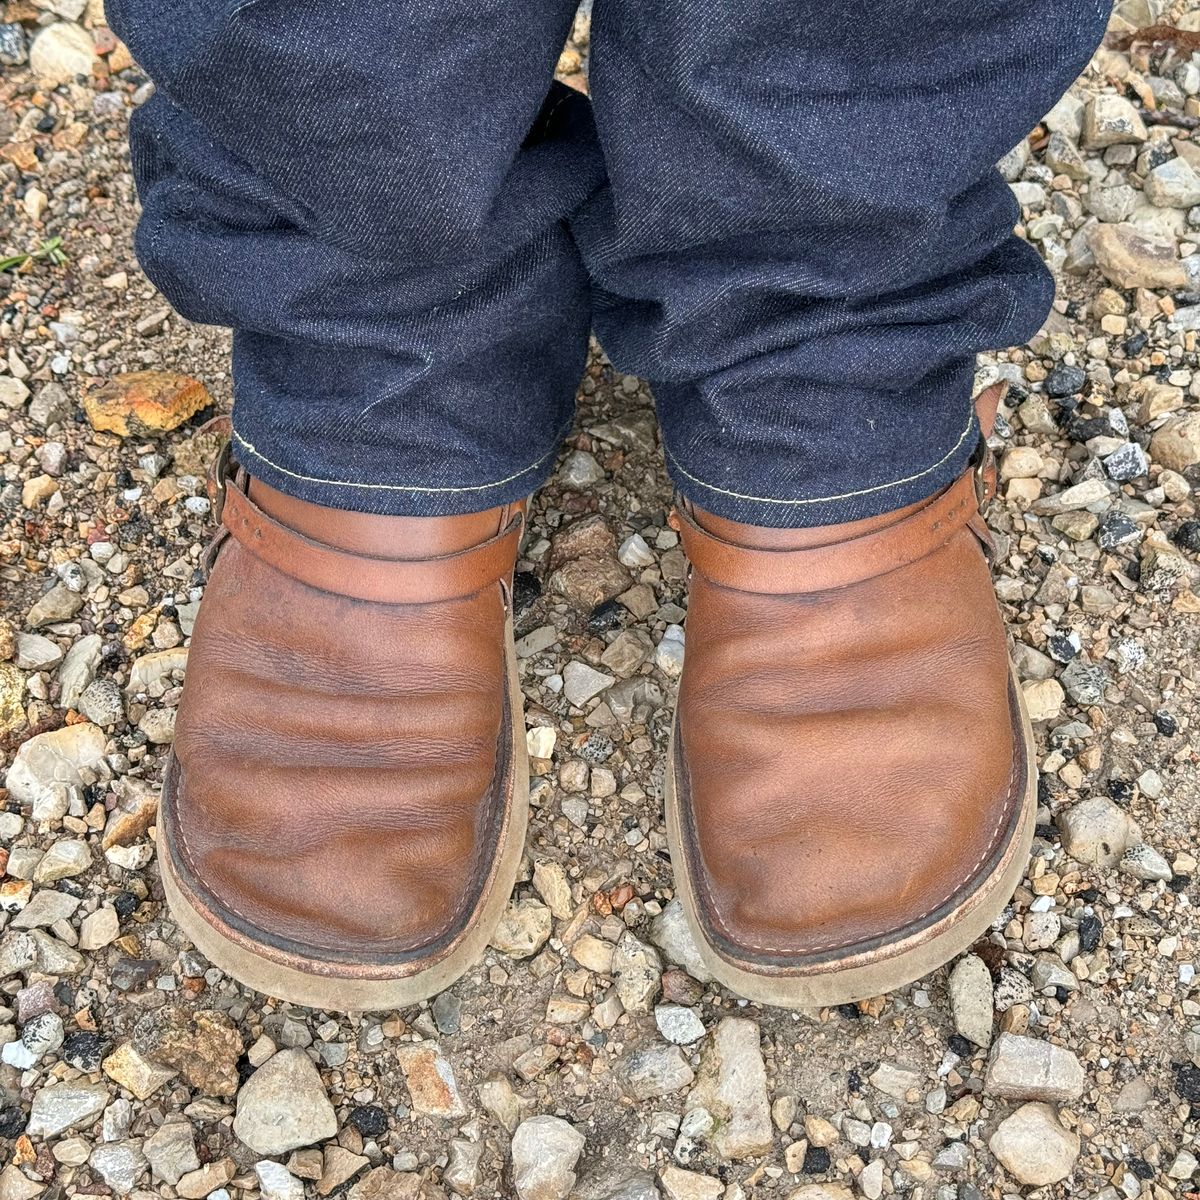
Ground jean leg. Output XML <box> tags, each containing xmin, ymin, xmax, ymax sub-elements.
<box><xmin>575</xmin><ymin>0</ymin><xmax>1111</xmax><ymax>526</ymax></box>
<box><xmin>108</xmin><ymin>0</ymin><xmax>603</xmax><ymax>515</ymax></box>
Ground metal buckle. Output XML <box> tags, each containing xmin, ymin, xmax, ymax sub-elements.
<box><xmin>970</xmin><ymin>438</ymin><xmax>994</xmax><ymax>508</ymax></box>
<box><xmin>210</xmin><ymin>437</ymin><xmax>233</xmax><ymax>524</ymax></box>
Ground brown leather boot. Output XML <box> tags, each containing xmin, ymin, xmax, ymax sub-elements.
<box><xmin>665</xmin><ymin>384</ymin><xmax>1035</xmax><ymax>1006</ymax></box>
<box><xmin>159</xmin><ymin>453</ymin><xmax>528</xmax><ymax>1009</ymax></box>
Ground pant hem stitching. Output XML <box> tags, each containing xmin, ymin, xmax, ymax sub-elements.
<box><xmin>231</xmin><ymin>425</ymin><xmax>568</xmax><ymax>495</ymax></box>
<box><xmin>663</xmin><ymin>405</ymin><xmax>978</xmax><ymax>507</ymax></box>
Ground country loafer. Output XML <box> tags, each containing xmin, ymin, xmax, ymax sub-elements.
<box><xmin>159</xmin><ymin>453</ymin><xmax>528</xmax><ymax>1009</ymax></box>
<box><xmin>665</xmin><ymin>383</ymin><xmax>1036</xmax><ymax>1006</ymax></box>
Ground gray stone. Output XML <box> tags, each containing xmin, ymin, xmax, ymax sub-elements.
<box><xmin>27</xmin><ymin>583</ymin><xmax>84</xmax><ymax>628</ymax></box>
<box><xmin>562</xmin><ymin>661</ymin><xmax>615</xmax><ymax>706</ymax></box>
<box><xmin>984</xmin><ymin>1033</ymin><xmax>1085</xmax><ymax>1102</ymax></box>
<box><xmin>511</xmin><ymin>1115</ymin><xmax>585</xmax><ymax>1200</ymax></box>
<box><xmin>444</xmin><ymin>1137</ymin><xmax>483</xmax><ymax>1196</ymax></box>
<box><xmin>648</xmin><ymin>899</ymin><xmax>714</xmax><ymax>983</ymax></box>
<box><xmin>79</xmin><ymin>678</ymin><xmax>124</xmax><ymax>726</ymax></box>
<box><xmin>598</xmin><ymin>1172</ymin><xmax>661</xmax><ymax>1200</ymax></box>
<box><xmin>12</xmin><ymin>887</ymin><xmax>80</xmax><ymax>929</ymax></box>
<box><xmin>1059</xmin><ymin>659</ymin><xmax>1109</xmax><ymax>706</ymax></box>
<box><xmin>58</xmin><ymin>634</ymin><xmax>101</xmax><ymax>710</ymax></box>
<box><xmin>144</xmin><ymin>1119</ymin><xmax>200</xmax><ymax>1185</ymax></box>
<box><xmin>1119</xmin><ymin>842</ymin><xmax>1173</xmax><ymax>882</ymax></box>
<box><xmin>13</xmin><ymin>633</ymin><xmax>62</xmax><ymax>670</ymax></box>
<box><xmin>1102</xmin><ymin>442</ymin><xmax>1149</xmax><ymax>481</ymax></box>
<box><xmin>1145</xmin><ymin>157</ymin><xmax>1200</xmax><ymax>208</ymax></box>
<box><xmin>28</xmin><ymin>382</ymin><xmax>71</xmax><ymax>428</ymax></box>
<box><xmin>621</xmin><ymin>1044</ymin><xmax>696</xmax><ymax>1100</ymax></box>
<box><xmin>1082</xmin><ymin>95</ymin><xmax>1147</xmax><ymax>147</ymax></box>
<box><xmin>949</xmin><ymin>955</ymin><xmax>994</xmax><ymax>1048</ymax></box>
<box><xmin>559</xmin><ymin>450</ymin><xmax>605</xmax><ymax>489</ymax></box>
<box><xmin>233</xmin><ymin>1049</ymin><xmax>337</xmax><ymax>1154</ymax></box>
<box><xmin>869</xmin><ymin>1061</ymin><xmax>922</xmax><ymax>1100</ymax></box>
<box><xmin>0</xmin><ymin>21</ymin><xmax>27</xmax><ymax>67</ymax></box>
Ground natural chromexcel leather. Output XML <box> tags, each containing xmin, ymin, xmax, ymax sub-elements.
<box><xmin>164</xmin><ymin>473</ymin><xmax>522</xmax><ymax>965</ymax></box>
<box><xmin>671</xmin><ymin>391</ymin><xmax>1026</xmax><ymax>967</ymax></box>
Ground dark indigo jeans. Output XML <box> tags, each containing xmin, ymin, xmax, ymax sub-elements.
<box><xmin>108</xmin><ymin>0</ymin><xmax>1109</xmax><ymax>526</ymax></box>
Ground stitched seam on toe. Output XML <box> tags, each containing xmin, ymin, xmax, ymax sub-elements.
<box><xmin>694</xmin><ymin>739</ymin><xmax>1022</xmax><ymax>957</ymax></box>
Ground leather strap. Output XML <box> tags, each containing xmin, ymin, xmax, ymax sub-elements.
<box><xmin>671</xmin><ymin>383</ymin><xmax>1004</xmax><ymax>596</ymax></box>
<box><xmin>213</xmin><ymin>472</ymin><xmax>523</xmax><ymax>605</ymax></box>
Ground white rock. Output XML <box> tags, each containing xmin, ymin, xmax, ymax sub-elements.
<box><xmin>1058</xmin><ymin>796</ymin><xmax>1140</xmax><ymax>868</ymax></box>
<box><xmin>256</xmin><ymin>1161</ymin><xmax>305</xmax><ymax>1200</ymax></box>
<box><xmin>511</xmin><ymin>1115</ymin><xmax>585</xmax><ymax>1200</ymax></box>
<box><xmin>988</xmin><ymin>1102</ymin><xmax>1079</xmax><ymax>1186</ymax></box>
<box><xmin>89</xmin><ymin>1140</ymin><xmax>148</xmax><ymax>1195</ymax></box>
<box><xmin>2</xmin><ymin>1012</ymin><xmax>64</xmax><ymax>1068</ymax></box>
<box><xmin>686</xmin><ymin>1017</ymin><xmax>773</xmax><ymax>1160</ymax></box>
<box><xmin>490</xmin><ymin>898</ymin><xmax>552</xmax><ymax>959</ymax></box>
<box><xmin>649</xmin><ymin>899</ymin><xmax>714</xmax><ymax>983</ymax></box>
<box><xmin>33</xmin><ymin>838</ymin><xmax>92</xmax><ymax>883</ymax></box>
<box><xmin>233</xmin><ymin>1049</ymin><xmax>337</xmax><ymax>1154</ymax></box>
<box><xmin>655</xmin><ymin>1004</ymin><xmax>705</xmax><ymax>1045</ymax></box>
<box><xmin>29</xmin><ymin>21</ymin><xmax>94</xmax><ymax>85</ymax></box>
<box><xmin>79</xmin><ymin>905</ymin><xmax>121</xmax><ymax>951</ymax></box>
<box><xmin>562</xmin><ymin>661</ymin><xmax>614</xmax><ymax>706</ymax></box>
<box><xmin>618</xmin><ymin>533</ymin><xmax>656</xmax><ymax>568</ymax></box>
<box><xmin>660</xmin><ymin>1165</ymin><xmax>722</xmax><ymax>1200</ymax></box>
<box><xmin>4</xmin><ymin>723</ymin><xmax>106</xmax><ymax>821</ymax></box>
<box><xmin>612</xmin><ymin>932</ymin><xmax>662</xmax><ymax>1013</ymax></box>
<box><xmin>655</xmin><ymin>625</ymin><xmax>686</xmax><ymax>678</ymax></box>
<box><xmin>27</xmin><ymin>1081</ymin><xmax>110</xmax><ymax>1137</ymax></box>
<box><xmin>984</xmin><ymin>1033</ymin><xmax>1085</xmax><ymax>1102</ymax></box>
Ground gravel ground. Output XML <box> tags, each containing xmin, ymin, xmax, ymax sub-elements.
<box><xmin>2</xmin><ymin>3</ymin><xmax>1200</xmax><ymax>1199</ymax></box>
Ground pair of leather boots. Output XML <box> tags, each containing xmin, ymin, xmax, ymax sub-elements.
<box><xmin>160</xmin><ymin>384</ymin><xmax>1034</xmax><ymax>1010</ymax></box>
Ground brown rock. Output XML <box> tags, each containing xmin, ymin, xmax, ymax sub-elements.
<box><xmin>82</xmin><ymin>372</ymin><xmax>211</xmax><ymax>438</ymax></box>
<box><xmin>102</xmin><ymin>780</ymin><xmax>159</xmax><ymax>849</ymax></box>
<box><xmin>548</xmin><ymin>514</ymin><xmax>618</xmax><ymax>569</ymax></box>
<box><xmin>396</xmin><ymin>1043</ymin><xmax>468</xmax><ymax>1118</ymax></box>
<box><xmin>548</xmin><ymin>558</ymin><xmax>632</xmax><ymax>609</ymax></box>
<box><xmin>132</xmin><ymin>1007</ymin><xmax>243</xmax><ymax>1097</ymax></box>
<box><xmin>1150</xmin><ymin>411</ymin><xmax>1200</xmax><ymax>472</ymax></box>
<box><xmin>1088</xmin><ymin>223</ymin><xmax>1187</xmax><ymax>289</ymax></box>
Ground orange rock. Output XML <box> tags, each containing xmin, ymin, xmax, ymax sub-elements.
<box><xmin>83</xmin><ymin>371</ymin><xmax>211</xmax><ymax>437</ymax></box>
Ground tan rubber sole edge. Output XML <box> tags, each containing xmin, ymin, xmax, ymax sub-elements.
<box><xmin>159</xmin><ymin>612</ymin><xmax>529</xmax><ymax>1012</ymax></box>
<box><xmin>663</xmin><ymin>665</ymin><xmax>1038</xmax><ymax>1009</ymax></box>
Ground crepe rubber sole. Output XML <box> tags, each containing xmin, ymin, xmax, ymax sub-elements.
<box><xmin>159</xmin><ymin>615</ymin><xmax>528</xmax><ymax>1011</ymax></box>
<box><xmin>664</xmin><ymin>665</ymin><xmax>1038</xmax><ymax>1008</ymax></box>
